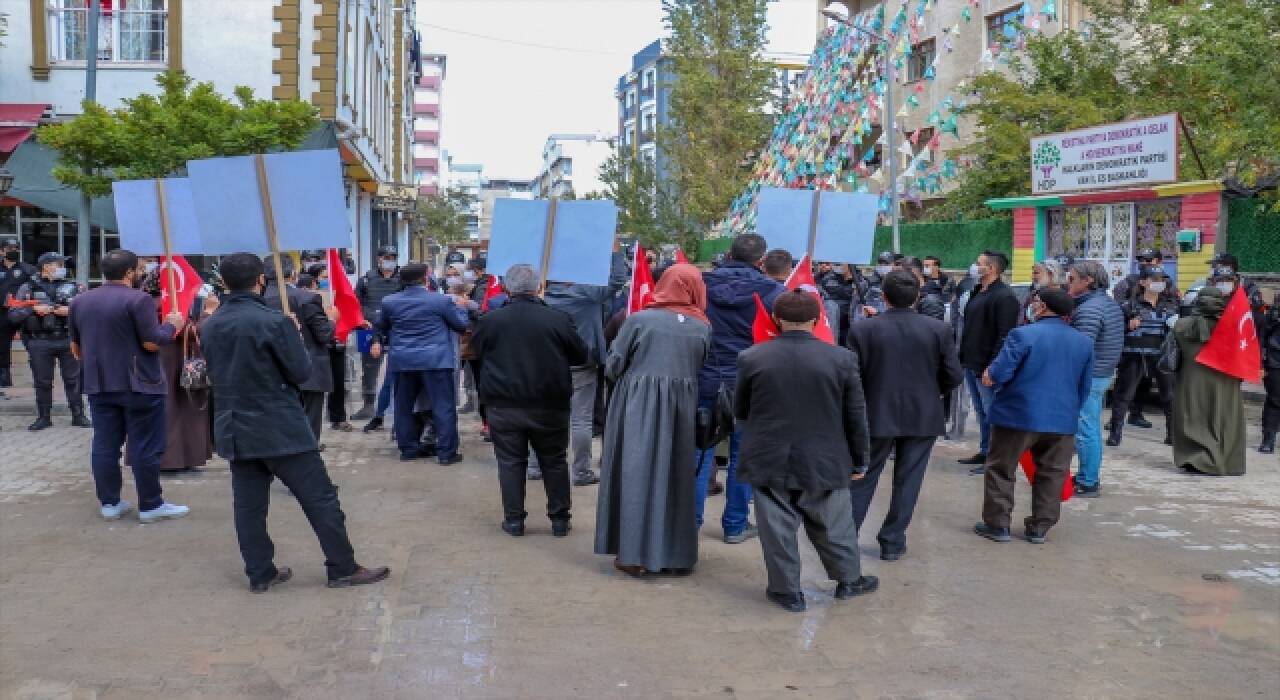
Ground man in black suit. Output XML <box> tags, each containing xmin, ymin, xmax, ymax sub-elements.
<box><xmin>735</xmin><ymin>290</ymin><xmax>878</xmax><ymax>612</ymax></box>
<box><xmin>847</xmin><ymin>271</ymin><xmax>964</xmax><ymax>561</ymax></box>
<box><xmin>263</xmin><ymin>255</ymin><xmax>337</xmax><ymax>441</ymax></box>
<box><xmin>201</xmin><ymin>253</ymin><xmax>388</xmax><ymax>593</ymax></box>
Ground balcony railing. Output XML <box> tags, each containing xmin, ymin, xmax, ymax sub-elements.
<box><xmin>621</xmin><ymin>103</ymin><xmax>636</xmax><ymax>119</ymax></box>
<box><xmin>641</xmin><ymin>84</ymin><xmax>655</xmax><ymax>101</ymax></box>
<box><xmin>414</xmin><ymin>103</ymin><xmax>439</xmax><ymax>117</ymax></box>
<box><xmin>414</xmin><ymin>130</ymin><xmax>439</xmax><ymax>144</ymax></box>
<box><xmin>417</xmin><ymin>75</ymin><xmax>441</xmax><ymax>90</ymax></box>
<box><xmin>639</xmin><ymin>129</ymin><xmax>655</xmax><ymax>145</ymax></box>
<box><xmin>413</xmin><ymin>157</ymin><xmax>439</xmax><ymax>171</ymax></box>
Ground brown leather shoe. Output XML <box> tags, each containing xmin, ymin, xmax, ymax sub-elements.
<box><xmin>327</xmin><ymin>565</ymin><xmax>391</xmax><ymax>588</ymax></box>
<box><xmin>249</xmin><ymin>567</ymin><xmax>293</xmax><ymax>594</ymax></box>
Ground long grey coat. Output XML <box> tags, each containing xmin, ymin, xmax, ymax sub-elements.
<box><xmin>594</xmin><ymin>309</ymin><xmax>710</xmax><ymax>572</ymax></box>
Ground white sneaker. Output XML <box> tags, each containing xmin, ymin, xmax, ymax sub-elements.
<box><xmin>139</xmin><ymin>502</ymin><xmax>190</xmax><ymax>523</ymax></box>
<box><xmin>100</xmin><ymin>500</ymin><xmax>133</xmax><ymax>521</ymax></box>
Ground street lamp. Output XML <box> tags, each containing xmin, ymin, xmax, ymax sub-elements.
<box><xmin>822</xmin><ymin>2</ymin><xmax>900</xmax><ymax>254</ymax></box>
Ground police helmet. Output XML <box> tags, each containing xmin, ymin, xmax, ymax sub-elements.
<box><xmin>377</xmin><ymin>245</ymin><xmax>399</xmax><ymax>258</ymax></box>
<box><xmin>1136</xmin><ymin>248</ymin><xmax>1159</xmax><ymax>262</ymax></box>
<box><xmin>445</xmin><ymin>251</ymin><xmax>465</xmax><ymax>264</ymax></box>
<box><xmin>300</xmin><ymin>249</ymin><xmax>325</xmax><ymax>261</ymax></box>
<box><xmin>1208</xmin><ymin>252</ymin><xmax>1238</xmax><ymax>268</ymax></box>
<box><xmin>1139</xmin><ymin>265</ymin><xmax>1166</xmax><ymax>279</ymax></box>
<box><xmin>877</xmin><ymin>250</ymin><xmax>896</xmax><ymax>264</ymax></box>
<box><xmin>37</xmin><ymin>252</ymin><xmax>70</xmax><ymax>266</ymax></box>
<box><xmin>1</xmin><ymin>237</ymin><xmax>18</xmax><ymax>249</ymax></box>
<box><xmin>1210</xmin><ymin>265</ymin><xmax>1238</xmax><ymax>281</ymax></box>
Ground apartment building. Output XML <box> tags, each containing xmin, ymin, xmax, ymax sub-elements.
<box><xmin>412</xmin><ymin>52</ymin><xmax>445</xmax><ymax>197</ymax></box>
<box><xmin>530</xmin><ymin>134</ymin><xmax>614</xmax><ymax>200</ymax></box>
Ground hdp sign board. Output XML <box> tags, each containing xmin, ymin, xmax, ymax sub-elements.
<box><xmin>1031</xmin><ymin>114</ymin><xmax>1179</xmax><ymax>195</ymax></box>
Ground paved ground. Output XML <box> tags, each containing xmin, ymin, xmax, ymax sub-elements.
<box><xmin>1</xmin><ymin>375</ymin><xmax>1278</xmax><ymax>697</ymax></box>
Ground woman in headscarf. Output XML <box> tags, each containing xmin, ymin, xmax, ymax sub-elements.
<box><xmin>595</xmin><ymin>263</ymin><xmax>711</xmax><ymax>576</ymax></box>
<box><xmin>1169</xmin><ymin>286</ymin><xmax>1246</xmax><ymax>476</ymax></box>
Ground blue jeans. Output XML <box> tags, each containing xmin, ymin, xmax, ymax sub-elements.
<box><xmin>694</xmin><ymin>396</ymin><xmax>751</xmax><ymax>536</ymax></box>
<box><xmin>88</xmin><ymin>392</ymin><xmax>166</xmax><ymax>511</ymax></box>
<box><xmin>964</xmin><ymin>368</ymin><xmax>995</xmax><ymax>454</ymax></box>
<box><xmin>374</xmin><ymin>372</ymin><xmax>394</xmax><ymax>418</ymax></box>
<box><xmin>392</xmin><ymin>369</ymin><xmax>459</xmax><ymax>460</ymax></box>
<box><xmin>1075</xmin><ymin>376</ymin><xmax>1112</xmax><ymax>487</ymax></box>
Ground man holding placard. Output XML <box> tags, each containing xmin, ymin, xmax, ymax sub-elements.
<box><xmin>264</xmin><ymin>255</ymin><xmax>338</xmax><ymax>442</ymax></box>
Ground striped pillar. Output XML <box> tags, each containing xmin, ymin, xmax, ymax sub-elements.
<box><xmin>1011</xmin><ymin>207</ymin><xmax>1037</xmax><ymax>283</ymax></box>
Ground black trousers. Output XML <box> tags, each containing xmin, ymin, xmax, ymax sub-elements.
<box><xmin>1109</xmin><ymin>354</ymin><xmax>1173</xmax><ymax>429</ymax></box>
<box><xmin>1263</xmin><ymin>370</ymin><xmax>1280</xmax><ymax>435</ymax></box>
<box><xmin>849</xmin><ymin>435</ymin><xmax>936</xmax><ymax>553</ymax></box>
<box><xmin>0</xmin><ymin>317</ymin><xmax>16</xmax><ymax>371</ymax></box>
<box><xmin>982</xmin><ymin>426</ymin><xmax>1074</xmax><ymax>533</ymax></box>
<box><xmin>327</xmin><ymin>347</ymin><xmax>347</xmax><ymax>424</ymax></box>
<box><xmin>488</xmin><ymin>406</ymin><xmax>571</xmax><ymax>522</ymax></box>
<box><xmin>25</xmin><ymin>336</ymin><xmax>82</xmax><ymax>411</ymax></box>
<box><xmin>302</xmin><ymin>390</ymin><xmax>325</xmax><ymax>441</ymax></box>
<box><xmin>230</xmin><ymin>451</ymin><xmax>358</xmax><ymax>586</ymax></box>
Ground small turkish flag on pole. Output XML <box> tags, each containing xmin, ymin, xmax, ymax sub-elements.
<box><xmin>783</xmin><ymin>253</ymin><xmax>835</xmax><ymax>345</ymax></box>
<box><xmin>752</xmin><ymin>293</ymin><xmax>779</xmax><ymax>343</ymax></box>
<box><xmin>1195</xmin><ymin>286</ymin><xmax>1262</xmax><ymax>383</ymax></box>
<box><xmin>327</xmin><ymin>248</ymin><xmax>365</xmax><ymax>342</ymax></box>
<box><xmin>159</xmin><ymin>254</ymin><xmax>200</xmax><ymax>319</ymax></box>
<box><xmin>627</xmin><ymin>242</ymin><xmax>656</xmax><ymax>316</ymax></box>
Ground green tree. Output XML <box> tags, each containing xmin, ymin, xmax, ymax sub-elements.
<box><xmin>596</xmin><ymin>148</ymin><xmax>694</xmax><ymax>249</ymax></box>
<box><xmin>660</xmin><ymin>0</ymin><xmax>774</xmax><ymax>236</ymax></box>
<box><xmin>37</xmin><ymin>71</ymin><xmax>318</xmax><ymax>197</ymax></box>
<box><xmin>411</xmin><ymin>186</ymin><xmax>478</xmax><ymax>248</ymax></box>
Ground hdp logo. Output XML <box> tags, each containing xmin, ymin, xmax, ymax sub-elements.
<box><xmin>1033</xmin><ymin>141</ymin><xmax>1062</xmax><ymax>180</ymax></box>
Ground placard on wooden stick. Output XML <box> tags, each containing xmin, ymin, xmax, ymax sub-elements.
<box><xmin>755</xmin><ymin>187</ymin><xmax>879</xmax><ymax>264</ymax></box>
<box><xmin>487</xmin><ymin>198</ymin><xmax>617</xmax><ymax>286</ymax></box>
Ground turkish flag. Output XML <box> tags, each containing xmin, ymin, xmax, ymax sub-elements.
<box><xmin>783</xmin><ymin>253</ymin><xmax>835</xmax><ymax>345</ymax></box>
<box><xmin>1020</xmin><ymin>451</ymin><xmax>1073</xmax><ymax>502</ymax></box>
<box><xmin>752</xmin><ymin>292</ymin><xmax>779</xmax><ymax>343</ymax></box>
<box><xmin>328</xmin><ymin>248</ymin><xmax>365</xmax><ymax>342</ymax></box>
<box><xmin>159</xmin><ymin>255</ymin><xmax>200</xmax><ymax>319</ymax></box>
<box><xmin>1196</xmin><ymin>286</ymin><xmax>1262</xmax><ymax>383</ymax></box>
<box><xmin>481</xmin><ymin>275</ymin><xmax>503</xmax><ymax>312</ymax></box>
<box><xmin>627</xmin><ymin>242</ymin><xmax>656</xmax><ymax>316</ymax></box>
<box><xmin>674</xmin><ymin>248</ymin><xmax>690</xmax><ymax>265</ymax></box>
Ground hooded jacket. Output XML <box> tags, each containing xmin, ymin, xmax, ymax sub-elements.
<box><xmin>698</xmin><ymin>261</ymin><xmax>784</xmax><ymax>398</ymax></box>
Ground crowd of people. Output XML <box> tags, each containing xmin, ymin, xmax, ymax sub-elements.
<box><xmin>0</xmin><ymin>231</ymin><xmax>1273</xmax><ymax>610</ymax></box>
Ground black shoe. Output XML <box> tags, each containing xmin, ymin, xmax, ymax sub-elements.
<box><xmin>28</xmin><ymin>415</ymin><xmax>52</xmax><ymax>431</ymax></box>
<box><xmin>249</xmin><ymin>567</ymin><xmax>293</xmax><ymax>594</ymax></box>
<box><xmin>437</xmin><ymin>454</ymin><xmax>463</xmax><ymax>466</ymax></box>
<box><xmin>501</xmin><ymin>519</ymin><xmax>525</xmax><ymax>537</ymax></box>
<box><xmin>1127</xmin><ymin>416</ymin><xmax>1153</xmax><ymax>429</ymax></box>
<box><xmin>573</xmin><ymin>472</ymin><xmax>600</xmax><ymax>487</ymax></box>
<box><xmin>0</xmin><ymin>368</ymin><xmax>11</xmax><ymax>387</ymax></box>
<box><xmin>1164</xmin><ymin>433</ymin><xmax>1173</xmax><ymax>446</ymax></box>
<box><xmin>1024</xmin><ymin>529</ymin><xmax>1047</xmax><ymax>545</ymax></box>
<box><xmin>766</xmin><ymin>591</ymin><xmax>806</xmax><ymax>612</ymax></box>
<box><xmin>958</xmin><ymin>452</ymin><xmax>986</xmax><ymax>465</ymax></box>
<box><xmin>834</xmin><ymin>576</ymin><xmax>879</xmax><ymax>599</ymax></box>
<box><xmin>879</xmin><ymin>546</ymin><xmax>906</xmax><ymax>562</ymax></box>
<box><xmin>1073</xmin><ymin>481</ymin><xmax>1101</xmax><ymax>498</ymax></box>
<box><xmin>362</xmin><ymin>416</ymin><xmax>384</xmax><ymax>433</ymax></box>
<box><xmin>1259</xmin><ymin>433</ymin><xmax>1275</xmax><ymax>454</ymax></box>
<box><xmin>70</xmin><ymin>411</ymin><xmax>92</xmax><ymax>428</ymax></box>
<box><xmin>327</xmin><ymin>565</ymin><xmax>391</xmax><ymax>588</ymax></box>
<box><xmin>551</xmin><ymin>519</ymin><xmax>571</xmax><ymax>537</ymax></box>
<box><xmin>351</xmin><ymin>405</ymin><xmax>374</xmax><ymax>421</ymax></box>
<box><xmin>968</xmin><ymin>464</ymin><xmax>986</xmax><ymax>475</ymax></box>
<box><xmin>331</xmin><ymin>421</ymin><xmax>353</xmax><ymax>432</ymax></box>
<box><xmin>974</xmin><ymin>522</ymin><xmax>1012</xmax><ymax>542</ymax></box>
<box><xmin>1105</xmin><ymin>429</ymin><xmax>1121</xmax><ymax>447</ymax></box>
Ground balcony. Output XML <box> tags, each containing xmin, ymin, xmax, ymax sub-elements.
<box><xmin>621</xmin><ymin>103</ymin><xmax>636</xmax><ymax>119</ymax></box>
<box><xmin>414</xmin><ymin>103</ymin><xmax>439</xmax><ymax>117</ymax></box>
<box><xmin>413</xmin><ymin>157</ymin><xmax>439</xmax><ymax>171</ymax></box>
<box><xmin>417</xmin><ymin>75</ymin><xmax>441</xmax><ymax>90</ymax></box>
<box><xmin>641</xmin><ymin>83</ymin><xmax>655</xmax><ymax>102</ymax></box>
<box><xmin>414</xmin><ymin>130</ymin><xmax>439</xmax><ymax>144</ymax></box>
<box><xmin>639</xmin><ymin>129</ymin><xmax>655</xmax><ymax>145</ymax></box>
<box><xmin>418</xmin><ymin>185</ymin><xmax>439</xmax><ymax>197</ymax></box>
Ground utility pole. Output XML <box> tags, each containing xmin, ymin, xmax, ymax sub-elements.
<box><xmin>76</xmin><ymin>0</ymin><xmax>101</xmax><ymax>285</ymax></box>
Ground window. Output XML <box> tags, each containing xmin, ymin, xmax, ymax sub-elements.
<box><xmin>48</xmin><ymin>0</ymin><xmax>167</xmax><ymax>63</ymax></box>
<box><xmin>986</xmin><ymin>4</ymin><xmax>1024</xmax><ymax>46</ymax></box>
<box><xmin>626</xmin><ymin>90</ymin><xmax>636</xmax><ymax>108</ymax></box>
<box><xmin>907</xmin><ymin>39</ymin><xmax>936</xmax><ymax>82</ymax></box>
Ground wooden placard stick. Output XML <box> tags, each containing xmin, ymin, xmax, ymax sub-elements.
<box><xmin>153</xmin><ymin>178</ymin><xmax>181</xmax><ymax>317</ymax></box>
<box><xmin>806</xmin><ymin>188</ymin><xmax>823</xmax><ymax>260</ymax></box>
<box><xmin>254</xmin><ymin>154</ymin><xmax>290</xmax><ymax>315</ymax></box>
<box><xmin>538</xmin><ymin>197</ymin><xmax>558</xmax><ymax>294</ymax></box>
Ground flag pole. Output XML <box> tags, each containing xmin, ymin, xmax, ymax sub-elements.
<box><xmin>153</xmin><ymin>179</ymin><xmax>180</xmax><ymax>317</ymax></box>
<box><xmin>254</xmin><ymin>154</ymin><xmax>290</xmax><ymax>315</ymax></box>
<box><xmin>538</xmin><ymin>197</ymin><xmax>558</xmax><ymax>294</ymax></box>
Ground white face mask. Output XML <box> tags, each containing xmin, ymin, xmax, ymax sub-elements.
<box><xmin>1148</xmin><ymin>281</ymin><xmax>1166</xmax><ymax>294</ymax></box>
<box><xmin>923</xmin><ymin>265</ymin><xmax>936</xmax><ymax>276</ymax></box>
<box><xmin>875</xmin><ymin>265</ymin><xmax>891</xmax><ymax>276</ymax></box>
<box><xmin>969</xmin><ymin>264</ymin><xmax>982</xmax><ymax>279</ymax></box>
<box><xmin>1025</xmin><ymin>305</ymin><xmax>1038</xmax><ymax>323</ymax></box>
<box><xmin>51</xmin><ymin>267</ymin><xmax>67</xmax><ymax>280</ymax></box>
<box><xmin>144</xmin><ymin>262</ymin><xmax>159</xmax><ymax>274</ymax></box>
<box><xmin>446</xmin><ymin>276</ymin><xmax>462</xmax><ymax>288</ymax></box>
<box><xmin>1215</xmin><ymin>282</ymin><xmax>1235</xmax><ymax>295</ymax></box>
<box><xmin>379</xmin><ymin>259</ymin><xmax>397</xmax><ymax>272</ymax></box>
<box><xmin>463</xmin><ymin>270</ymin><xmax>477</xmax><ymax>282</ymax></box>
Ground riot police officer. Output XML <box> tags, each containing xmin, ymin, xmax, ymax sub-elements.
<box><xmin>1107</xmin><ymin>265</ymin><xmax>1179</xmax><ymax>446</ymax></box>
<box><xmin>7</xmin><ymin>253</ymin><xmax>90</xmax><ymax>430</ymax></box>
<box><xmin>0</xmin><ymin>237</ymin><xmax>38</xmax><ymax>390</ymax></box>
<box><xmin>352</xmin><ymin>244</ymin><xmax>403</xmax><ymax>420</ymax></box>
<box><xmin>1111</xmin><ymin>248</ymin><xmax>1162</xmax><ymax>301</ymax></box>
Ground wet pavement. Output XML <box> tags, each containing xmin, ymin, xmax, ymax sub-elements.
<box><xmin>1</xmin><ymin>402</ymin><xmax>1277</xmax><ymax>699</ymax></box>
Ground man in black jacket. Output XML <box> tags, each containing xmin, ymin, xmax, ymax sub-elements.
<box><xmin>201</xmin><ymin>253</ymin><xmax>388</xmax><ymax>593</ymax></box>
<box><xmin>957</xmin><ymin>250</ymin><xmax>1021</xmax><ymax>471</ymax></box>
<box><xmin>264</xmin><ymin>255</ymin><xmax>337</xmax><ymax>442</ymax></box>
<box><xmin>470</xmin><ymin>264</ymin><xmax>588</xmax><ymax>537</ymax></box>
<box><xmin>847</xmin><ymin>271</ymin><xmax>964</xmax><ymax>561</ymax></box>
<box><xmin>352</xmin><ymin>245</ymin><xmax>402</xmax><ymax>420</ymax></box>
<box><xmin>735</xmin><ymin>291</ymin><xmax>878</xmax><ymax>612</ymax></box>
<box><xmin>0</xmin><ymin>236</ymin><xmax>38</xmax><ymax>390</ymax></box>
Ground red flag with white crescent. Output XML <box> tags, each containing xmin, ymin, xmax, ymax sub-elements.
<box><xmin>328</xmin><ymin>248</ymin><xmax>365</xmax><ymax>342</ymax></box>
<box><xmin>628</xmin><ymin>242</ymin><xmax>656</xmax><ymax>316</ymax></box>
<box><xmin>752</xmin><ymin>292</ymin><xmax>779</xmax><ymax>344</ymax></box>
<box><xmin>1195</xmin><ymin>286</ymin><xmax>1262</xmax><ymax>383</ymax></box>
<box><xmin>159</xmin><ymin>254</ymin><xmax>200</xmax><ymax>318</ymax></box>
<box><xmin>783</xmin><ymin>253</ymin><xmax>835</xmax><ymax>345</ymax></box>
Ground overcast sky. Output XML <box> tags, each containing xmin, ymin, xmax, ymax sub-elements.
<box><xmin>417</xmin><ymin>0</ymin><xmax>820</xmax><ymax>179</ymax></box>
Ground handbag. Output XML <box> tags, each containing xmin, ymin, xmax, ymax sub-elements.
<box><xmin>179</xmin><ymin>324</ymin><xmax>210</xmax><ymax>390</ymax></box>
<box><xmin>1156</xmin><ymin>332</ymin><xmax>1180</xmax><ymax>374</ymax></box>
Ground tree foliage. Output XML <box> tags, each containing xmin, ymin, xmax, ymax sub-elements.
<box><xmin>412</xmin><ymin>186</ymin><xmax>478</xmax><ymax>248</ymax></box>
<box><xmin>660</xmin><ymin>0</ymin><xmax>774</xmax><ymax>235</ymax></box>
<box><xmin>596</xmin><ymin>148</ymin><xmax>692</xmax><ymax>249</ymax></box>
<box><xmin>37</xmin><ymin>71</ymin><xmax>318</xmax><ymax>197</ymax></box>
<box><xmin>929</xmin><ymin>0</ymin><xmax>1280</xmax><ymax>220</ymax></box>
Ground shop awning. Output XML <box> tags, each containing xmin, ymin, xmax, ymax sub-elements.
<box><xmin>0</xmin><ymin>103</ymin><xmax>50</xmax><ymax>154</ymax></box>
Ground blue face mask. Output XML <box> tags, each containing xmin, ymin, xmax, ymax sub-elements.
<box><xmin>318</xmin><ymin>279</ymin><xmax>331</xmax><ymax>290</ymax></box>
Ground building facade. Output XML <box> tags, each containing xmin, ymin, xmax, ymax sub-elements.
<box><xmin>477</xmin><ymin>177</ymin><xmax>533</xmax><ymax>243</ymax></box>
<box><xmin>615</xmin><ymin>40</ymin><xmax>671</xmax><ymax>179</ymax></box>
<box><xmin>530</xmin><ymin>134</ymin><xmax>613</xmax><ymax>200</ymax></box>
<box><xmin>412</xmin><ymin>52</ymin><xmax>445</xmax><ymax>197</ymax></box>
<box><xmin>0</xmin><ymin>0</ymin><xmax>420</xmax><ymax>276</ymax></box>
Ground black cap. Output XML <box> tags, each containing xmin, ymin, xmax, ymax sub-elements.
<box><xmin>1209</xmin><ymin>252</ymin><xmax>1238</xmax><ymax>267</ymax></box>
<box><xmin>37</xmin><ymin>252</ymin><xmax>69</xmax><ymax>266</ymax></box>
<box><xmin>467</xmin><ymin>256</ymin><xmax>487</xmax><ymax>271</ymax></box>
<box><xmin>877</xmin><ymin>251</ymin><xmax>895</xmax><ymax>264</ymax></box>
<box><xmin>1139</xmin><ymin>265</ymin><xmax>1166</xmax><ymax>279</ymax></box>
<box><xmin>300</xmin><ymin>249</ymin><xmax>325</xmax><ymax>259</ymax></box>
<box><xmin>1211</xmin><ymin>265</ymin><xmax>1238</xmax><ymax>280</ymax></box>
<box><xmin>1136</xmin><ymin>248</ymin><xmax>1159</xmax><ymax>262</ymax></box>
<box><xmin>1</xmin><ymin>237</ymin><xmax>18</xmax><ymax>248</ymax></box>
<box><xmin>445</xmin><ymin>251</ymin><xmax>465</xmax><ymax>264</ymax></box>
<box><xmin>377</xmin><ymin>245</ymin><xmax>399</xmax><ymax>257</ymax></box>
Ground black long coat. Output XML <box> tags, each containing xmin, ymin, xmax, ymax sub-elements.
<box><xmin>734</xmin><ymin>331</ymin><xmax>870</xmax><ymax>492</ymax></box>
<box><xmin>263</xmin><ymin>283</ymin><xmax>334</xmax><ymax>392</ymax></box>
<box><xmin>846</xmin><ymin>308</ymin><xmax>964</xmax><ymax>438</ymax></box>
<box><xmin>200</xmin><ymin>293</ymin><xmax>318</xmax><ymax>460</ymax></box>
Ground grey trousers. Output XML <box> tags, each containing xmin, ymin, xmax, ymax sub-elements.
<box><xmin>568</xmin><ymin>365</ymin><xmax>598</xmax><ymax>478</ymax></box>
<box><xmin>754</xmin><ymin>486</ymin><xmax>862</xmax><ymax>595</ymax></box>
